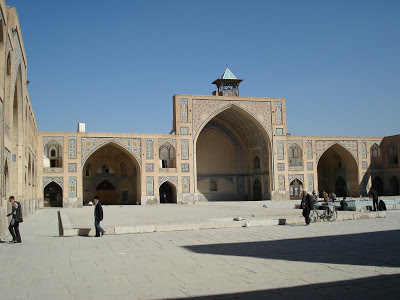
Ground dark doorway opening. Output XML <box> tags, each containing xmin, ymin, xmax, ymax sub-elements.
<box><xmin>96</xmin><ymin>180</ymin><xmax>116</xmax><ymax>205</ymax></box>
<box><xmin>372</xmin><ymin>176</ymin><xmax>384</xmax><ymax>196</ymax></box>
<box><xmin>253</xmin><ymin>178</ymin><xmax>262</xmax><ymax>200</ymax></box>
<box><xmin>159</xmin><ymin>182</ymin><xmax>176</xmax><ymax>203</ymax></box>
<box><xmin>390</xmin><ymin>176</ymin><xmax>399</xmax><ymax>196</ymax></box>
<box><xmin>335</xmin><ymin>176</ymin><xmax>347</xmax><ymax>197</ymax></box>
<box><xmin>44</xmin><ymin>182</ymin><xmax>63</xmax><ymax>207</ymax></box>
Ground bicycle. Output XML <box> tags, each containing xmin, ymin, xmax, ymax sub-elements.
<box><xmin>309</xmin><ymin>201</ymin><xmax>337</xmax><ymax>222</ymax></box>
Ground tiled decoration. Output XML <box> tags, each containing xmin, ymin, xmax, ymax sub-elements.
<box><xmin>158</xmin><ymin>176</ymin><xmax>178</xmax><ymax>189</ymax></box>
<box><xmin>81</xmin><ymin>137</ymin><xmax>141</xmax><ymax>166</ymax></box>
<box><xmin>68</xmin><ymin>137</ymin><xmax>77</xmax><ymax>159</ymax></box>
<box><xmin>43</xmin><ymin>177</ymin><xmax>64</xmax><ymax>189</ymax></box>
<box><xmin>315</xmin><ymin>140</ymin><xmax>358</xmax><ymax>163</ymax></box>
<box><xmin>180</xmin><ymin>127</ymin><xmax>189</xmax><ymax>135</ymax></box>
<box><xmin>360</xmin><ymin>140</ymin><xmax>367</xmax><ymax>159</ymax></box>
<box><xmin>276</xmin><ymin>128</ymin><xmax>283</xmax><ymax>136</ymax></box>
<box><xmin>146</xmin><ymin>138</ymin><xmax>153</xmax><ymax>159</ymax></box>
<box><xmin>277</xmin><ymin>140</ymin><xmax>284</xmax><ymax>160</ymax></box>
<box><xmin>181</xmin><ymin>163</ymin><xmax>189</xmax><ymax>172</ymax></box>
<box><xmin>289</xmin><ymin>174</ymin><xmax>304</xmax><ymax>185</ymax></box>
<box><xmin>68</xmin><ymin>177</ymin><xmax>77</xmax><ymax>198</ymax></box>
<box><xmin>278</xmin><ymin>175</ymin><xmax>285</xmax><ymax>191</ymax></box>
<box><xmin>277</xmin><ymin>163</ymin><xmax>284</xmax><ymax>171</ymax></box>
<box><xmin>68</xmin><ymin>163</ymin><xmax>77</xmax><ymax>172</ymax></box>
<box><xmin>306</xmin><ymin>140</ymin><xmax>313</xmax><ymax>159</ymax></box>
<box><xmin>181</xmin><ymin>139</ymin><xmax>189</xmax><ymax>160</ymax></box>
<box><xmin>158</xmin><ymin>138</ymin><xmax>177</xmax><ymax>148</ymax></box>
<box><xmin>146</xmin><ymin>163</ymin><xmax>154</xmax><ymax>172</ymax></box>
<box><xmin>308</xmin><ymin>175</ymin><xmax>314</xmax><ymax>192</ymax></box>
<box><xmin>182</xmin><ymin>176</ymin><xmax>190</xmax><ymax>193</ymax></box>
<box><xmin>275</xmin><ymin>101</ymin><xmax>282</xmax><ymax>125</ymax></box>
<box><xmin>43</xmin><ymin>136</ymin><xmax>64</xmax><ymax>148</ymax></box>
<box><xmin>192</xmin><ymin>99</ymin><xmax>272</xmax><ymax>140</ymax></box>
<box><xmin>362</xmin><ymin>161</ymin><xmax>368</xmax><ymax>169</ymax></box>
<box><xmin>180</xmin><ymin>98</ymin><xmax>188</xmax><ymax>123</ymax></box>
<box><xmin>307</xmin><ymin>162</ymin><xmax>313</xmax><ymax>170</ymax></box>
<box><xmin>146</xmin><ymin>176</ymin><xmax>154</xmax><ymax>196</ymax></box>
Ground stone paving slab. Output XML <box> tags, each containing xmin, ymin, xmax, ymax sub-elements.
<box><xmin>62</xmin><ymin>201</ymin><xmax>386</xmax><ymax>236</ymax></box>
<box><xmin>0</xmin><ymin>208</ymin><xmax>399</xmax><ymax>299</ymax></box>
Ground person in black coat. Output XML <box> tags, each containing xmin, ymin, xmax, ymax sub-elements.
<box><xmin>301</xmin><ymin>190</ymin><xmax>314</xmax><ymax>225</ymax></box>
<box><xmin>93</xmin><ymin>195</ymin><xmax>105</xmax><ymax>237</ymax></box>
<box><xmin>368</xmin><ymin>187</ymin><xmax>379</xmax><ymax>211</ymax></box>
<box><xmin>7</xmin><ymin>196</ymin><xmax>23</xmax><ymax>243</ymax></box>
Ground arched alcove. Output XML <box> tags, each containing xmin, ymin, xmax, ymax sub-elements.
<box><xmin>195</xmin><ymin>105</ymin><xmax>272</xmax><ymax>201</ymax></box>
<box><xmin>43</xmin><ymin>182</ymin><xmax>63</xmax><ymax>207</ymax></box>
<box><xmin>317</xmin><ymin>144</ymin><xmax>359</xmax><ymax>197</ymax></box>
<box><xmin>83</xmin><ymin>142</ymin><xmax>140</xmax><ymax>205</ymax></box>
<box><xmin>159</xmin><ymin>181</ymin><xmax>177</xmax><ymax>203</ymax></box>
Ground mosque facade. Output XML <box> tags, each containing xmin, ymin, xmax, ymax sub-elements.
<box><xmin>0</xmin><ymin>1</ymin><xmax>399</xmax><ymax>237</ymax></box>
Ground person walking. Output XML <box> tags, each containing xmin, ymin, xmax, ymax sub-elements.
<box><xmin>7</xmin><ymin>196</ymin><xmax>23</xmax><ymax>243</ymax></box>
<box><xmin>93</xmin><ymin>195</ymin><xmax>105</xmax><ymax>237</ymax></box>
<box><xmin>301</xmin><ymin>190</ymin><xmax>314</xmax><ymax>225</ymax></box>
<box><xmin>368</xmin><ymin>187</ymin><xmax>379</xmax><ymax>211</ymax></box>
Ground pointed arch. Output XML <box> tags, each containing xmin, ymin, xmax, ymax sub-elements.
<box><xmin>43</xmin><ymin>181</ymin><xmax>63</xmax><ymax>207</ymax></box>
<box><xmin>83</xmin><ymin>142</ymin><xmax>141</xmax><ymax>205</ymax></box>
<box><xmin>195</xmin><ymin>104</ymin><xmax>272</xmax><ymax>201</ymax></box>
<box><xmin>388</xmin><ymin>143</ymin><xmax>398</xmax><ymax>165</ymax></box>
<box><xmin>159</xmin><ymin>181</ymin><xmax>177</xmax><ymax>203</ymax></box>
<box><xmin>317</xmin><ymin>143</ymin><xmax>359</xmax><ymax>197</ymax></box>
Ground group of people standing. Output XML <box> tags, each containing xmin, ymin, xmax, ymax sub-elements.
<box><xmin>6</xmin><ymin>194</ymin><xmax>105</xmax><ymax>243</ymax></box>
<box><xmin>300</xmin><ymin>190</ymin><xmax>336</xmax><ymax>225</ymax></box>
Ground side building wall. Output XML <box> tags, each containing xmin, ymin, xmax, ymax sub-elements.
<box><xmin>0</xmin><ymin>3</ymin><xmax>40</xmax><ymax>239</ymax></box>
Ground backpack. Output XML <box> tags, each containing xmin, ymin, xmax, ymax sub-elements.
<box><xmin>378</xmin><ymin>200</ymin><xmax>386</xmax><ymax>211</ymax></box>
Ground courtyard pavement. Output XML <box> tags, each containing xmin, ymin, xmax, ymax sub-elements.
<box><xmin>0</xmin><ymin>206</ymin><xmax>399</xmax><ymax>299</ymax></box>
<box><xmin>61</xmin><ymin>201</ymin><xmax>386</xmax><ymax>236</ymax></box>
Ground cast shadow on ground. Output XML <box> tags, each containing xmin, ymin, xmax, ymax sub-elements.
<box><xmin>166</xmin><ymin>273</ymin><xmax>400</xmax><ymax>300</ymax></box>
<box><xmin>183</xmin><ymin>229</ymin><xmax>400</xmax><ymax>268</ymax></box>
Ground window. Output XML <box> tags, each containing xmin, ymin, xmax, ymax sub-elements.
<box><xmin>50</xmin><ymin>149</ymin><xmax>56</xmax><ymax>157</ymax></box>
<box><xmin>288</xmin><ymin>144</ymin><xmax>302</xmax><ymax>167</ymax></box>
<box><xmin>159</xmin><ymin>142</ymin><xmax>176</xmax><ymax>169</ymax></box>
<box><xmin>120</xmin><ymin>163</ymin><xmax>127</xmax><ymax>177</ymax></box>
<box><xmin>101</xmin><ymin>165</ymin><xmax>110</xmax><ymax>173</ymax></box>
<box><xmin>85</xmin><ymin>163</ymin><xmax>91</xmax><ymax>177</ymax></box>
<box><xmin>122</xmin><ymin>190</ymin><xmax>128</xmax><ymax>203</ymax></box>
<box><xmin>253</xmin><ymin>156</ymin><xmax>260</xmax><ymax>169</ymax></box>
<box><xmin>6</xmin><ymin>52</ymin><xmax>11</xmax><ymax>75</ymax></box>
<box><xmin>210</xmin><ymin>179</ymin><xmax>217</xmax><ymax>192</ymax></box>
<box><xmin>388</xmin><ymin>143</ymin><xmax>398</xmax><ymax>165</ymax></box>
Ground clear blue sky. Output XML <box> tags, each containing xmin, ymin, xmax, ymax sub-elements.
<box><xmin>9</xmin><ymin>0</ymin><xmax>400</xmax><ymax>137</ymax></box>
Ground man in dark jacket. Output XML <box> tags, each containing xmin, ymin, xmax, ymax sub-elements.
<box><xmin>7</xmin><ymin>196</ymin><xmax>23</xmax><ymax>243</ymax></box>
<box><xmin>368</xmin><ymin>187</ymin><xmax>379</xmax><ymax>211</ymax></box>
<box><xmin>301</xmin><ymin>190</ymin><xmax>314</xmax><ymax>225</ymax></box>
<box><xmin>93</xmin><ymin>195</ymin><xmax>105</xmax><ymax>237</ymax></box>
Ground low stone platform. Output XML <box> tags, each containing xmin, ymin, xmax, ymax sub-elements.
<box><xmin>59</xmin><ymin>201</ymin><xmax>387</xmax><ymax>236</ymax></box>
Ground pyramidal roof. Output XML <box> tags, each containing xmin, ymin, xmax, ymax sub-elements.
<box><xmin>221</xmin><ymin>67</ymin><xmax>237</xmax><ymax>79</ymax></box>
